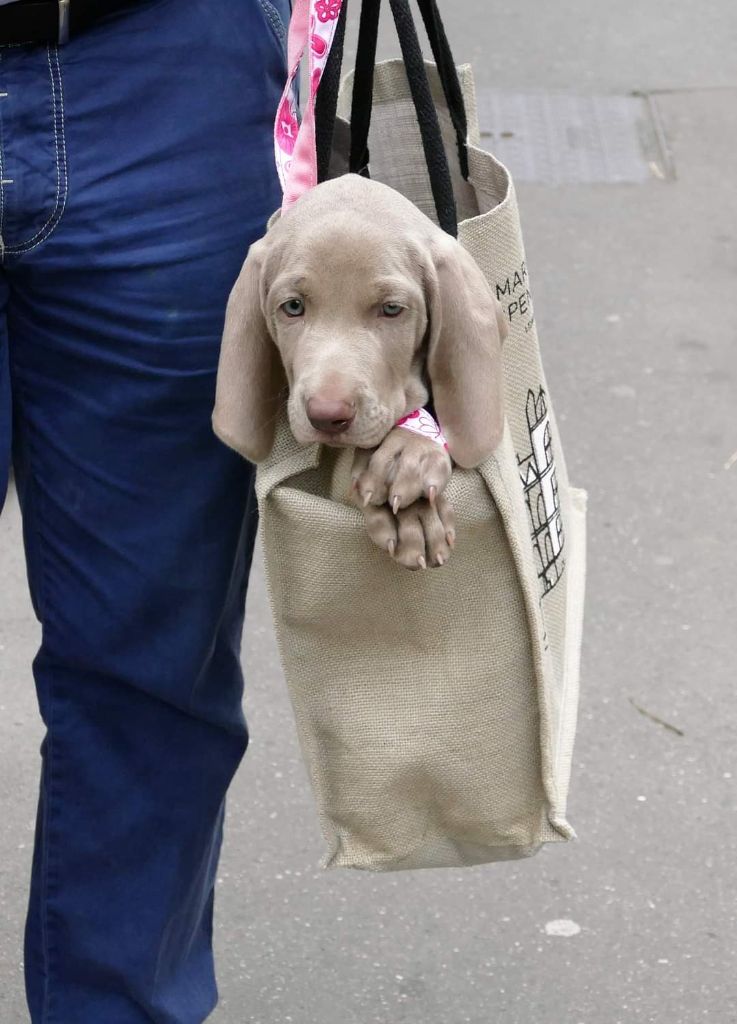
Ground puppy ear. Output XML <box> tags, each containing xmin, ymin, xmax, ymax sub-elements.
<box><xmin>425</xmin><ymin>237</ymin><xmax>506</xmax><ymax>468</ymax></box>
<box><xmin>212</xmin><ymin>237</ymin><xmax>286</xmax><ymax>463</ymax></box>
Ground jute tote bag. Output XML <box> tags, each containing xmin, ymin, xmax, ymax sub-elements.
<box><xmin>217</xmin><ymin>0</ymin><xmax>587</xmax><ymax>872</ymax></box>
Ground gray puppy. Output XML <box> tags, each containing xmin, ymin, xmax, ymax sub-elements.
<box><xmin>213</xmin><ymin>174</ymin><xmax>506</xmax><ymax>569</ymax></box>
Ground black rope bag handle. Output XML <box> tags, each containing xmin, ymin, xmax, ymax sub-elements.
<box><xmin>315</xmin><ymin>0</ymin><xmax>468</xmax><ymax>236</ymax></box>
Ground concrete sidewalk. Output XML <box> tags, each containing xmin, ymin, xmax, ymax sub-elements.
<box><xmin>2</xmin><ymin>2</ymin><xmax>736</xmax><ymax>1021</ymax></box>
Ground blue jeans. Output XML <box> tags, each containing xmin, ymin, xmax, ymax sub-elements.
<box><xmin>0</xmin><ymin>1</ymin><xmax>288</xmax><ymax>1019</ymax></box>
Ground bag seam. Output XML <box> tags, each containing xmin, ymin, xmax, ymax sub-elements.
<box><xmin>489</xmin><ymin>446</ymin><xmax>562</xmax><ymax>821</ymax></box>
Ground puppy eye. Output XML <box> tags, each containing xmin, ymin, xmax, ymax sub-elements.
<box><xmin>281</xmin><ymin>298</ymin><xmax>305</xmax><ymax>317</ymax></box>
<box><xmin>381</xmin><ymin>302</ymin><xmax>404</xmax><ymax>318</ymax></box>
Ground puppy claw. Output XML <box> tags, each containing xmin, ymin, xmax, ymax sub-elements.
<box><xmin>446</xmin><ymin>530</ymin><xmax>456</xmax><ymax>549</ymax></box>
<box><xmin>428</xmin><ymin>485</ymin><xmax>437</xmax><ymax>506</ymax></box>
<box><xmin>435</xmin><ymin>552</ymin><xmax>445</xmax><ymax>566</ymax></box>
<box><xmin>392</xmin><ymin>495</ymin><xmax>401</xmax><ymax>515</ymax></box>
<box><xmin>387</xmin><ymin>539</ymin><xmax>396</xmax><ymax>557</ymax></box>
<box><xmin>363</xmin><ymin>491</ymin><xmax>373</xmax><ymax>508</ymax></box>
<box><xmin>417</xmin><ymin>555</ymin><xmax>427</xmax><ymax>570</ymax></box>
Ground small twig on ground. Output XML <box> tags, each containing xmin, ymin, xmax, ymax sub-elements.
<box><xmin>628</xmin><ymin>697</ymin><xmax>685</xmax><ymax>736</ymax></box>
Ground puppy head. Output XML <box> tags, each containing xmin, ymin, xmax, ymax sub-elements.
<box><xmin>213</xmin><ymin>175</ymin><xmax>506</xmax><ymax>467</ymax></box>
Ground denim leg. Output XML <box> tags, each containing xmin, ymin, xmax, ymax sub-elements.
<box><xmin>2</xmin><ymin>1</ymin><xmax>289</xmax><ymax>1020</ymax></box>
<box><xmin>0</xmin><ymin>275</ymin><xmax>9</xmax><ymax>509</ymax></box>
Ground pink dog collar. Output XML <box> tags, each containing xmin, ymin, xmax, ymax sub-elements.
<box><xmin>395</xmin><ymin>408</ymin><xmax>449</xmax><ymax>450</ymax></box>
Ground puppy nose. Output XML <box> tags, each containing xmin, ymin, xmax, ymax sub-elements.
<box><xmin>306</xmin><ymin>397</ymin><xmax>356</xmax><ymax>434</ymax></box>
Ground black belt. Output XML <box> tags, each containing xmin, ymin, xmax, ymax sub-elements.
<box><xmin>0</xmin><ymin>0</ymin><xmax>134</xmax><ymax>45</ymax></box>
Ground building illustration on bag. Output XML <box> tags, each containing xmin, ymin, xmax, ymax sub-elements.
<box><xmin>517</xmin><ymin>387</ymin><xmax>565</xmax><ymax>595</ymax></box>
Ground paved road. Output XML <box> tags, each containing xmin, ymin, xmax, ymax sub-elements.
<box><xmin>2</xmin><ymin>2</ymin><xmax>736</xmax><ymax>1021</ymax></box>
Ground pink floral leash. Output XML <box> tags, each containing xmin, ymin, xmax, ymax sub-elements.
<box><xmin>274</xmin><ymin>0</ymin><xmax>343</xmax><ymax>209</ymax></box>
<box><xmin>274</xmin><ymin>0</ymin><xmax>449</xmax><ymax>452</ymax></box>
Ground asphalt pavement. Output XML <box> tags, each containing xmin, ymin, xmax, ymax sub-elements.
<box><xmin>1</xmin><ymin>1</ymin><xmax>736</xmax><ymax>1021</ymax></box>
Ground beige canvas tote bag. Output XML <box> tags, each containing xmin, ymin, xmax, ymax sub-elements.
<box><xmin>214</xmin><ymin>0</ymin><xmax>587</xmax><ymax>872</ymax></box>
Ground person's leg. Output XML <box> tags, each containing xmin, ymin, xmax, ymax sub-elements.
<box><xmin>2</xmin><ymin>1</ymin><xmax>288</xmax><ymax>1020</ymax></box>
<box><xmin>0</xmin><ymin>274</ymin><xmax>9</xmax><ymax>509</ymax></box>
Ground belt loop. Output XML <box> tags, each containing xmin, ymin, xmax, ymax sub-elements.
<box><xmin>58</xmin><ymin>0</ymin><xmax>70</xmax><ymax>43</ymax></box>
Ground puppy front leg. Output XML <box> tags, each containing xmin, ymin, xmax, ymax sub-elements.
<box><xmin>352</xmin><ymin>427</ymin><xmax>452</xmax><ymax>511</ymax></box>
<box><xmin>350</xmin><ymin>430</ymin><xmax>455</xmax><ymax>569</ymax></box>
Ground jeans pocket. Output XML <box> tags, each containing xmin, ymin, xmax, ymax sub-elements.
<box><xmin>1</xmin><ymin>45</ymin><xmax>68</xmax><ymax>261</ymax></box>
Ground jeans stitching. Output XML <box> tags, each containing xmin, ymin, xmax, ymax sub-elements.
<box><xmin>256</xmin><ymin>0</ymin><xmax>287</xmax><ymax>54</ymax></box>
<box><xmin>6</xmin><ymin>45</ymin><xmax>68</xmax><ymax>256</ymax></box>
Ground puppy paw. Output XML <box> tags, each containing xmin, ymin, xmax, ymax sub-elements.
<box><xmin>359</xmin><ymin>493</ymin><xmax>456</xmax><ymax>570</ymax></box>
<box><xmin>351</xmin><ymin>427</ymin><xmax>452</xmax><ymax>512</ymax></box>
